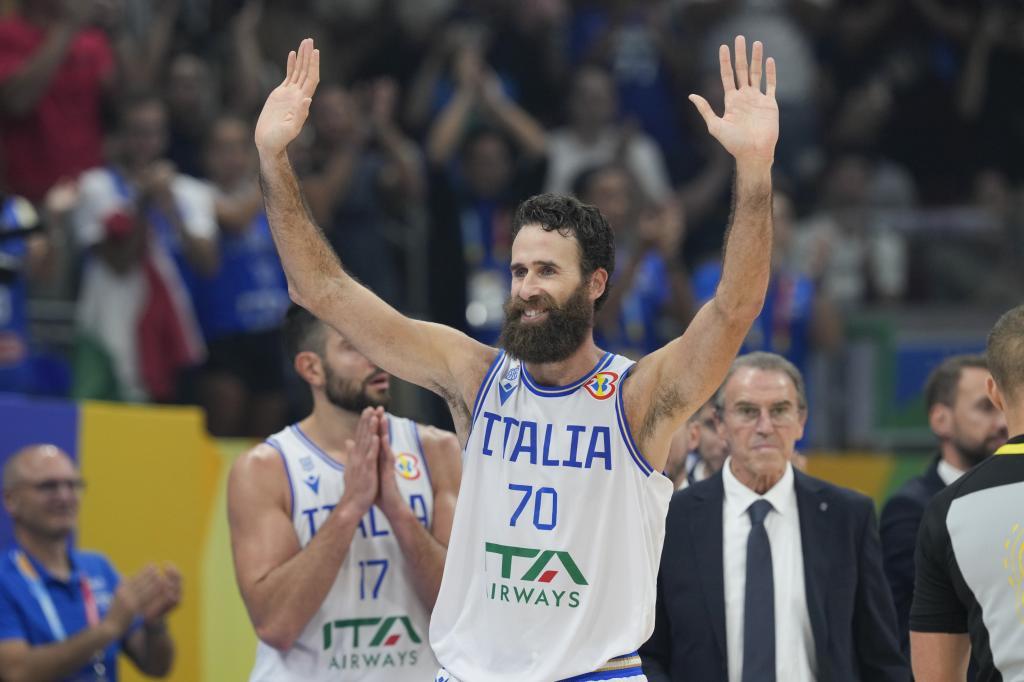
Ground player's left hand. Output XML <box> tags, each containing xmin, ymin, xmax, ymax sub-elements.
<box><xmin>374</xmin><ymin>418</ymin><xmax>407</xmax><ymax>519</ymax></box>
<box><xmin>689</xmin><ymin>36</ymin><xmax>778</xmax><ymax>168</ymax></box>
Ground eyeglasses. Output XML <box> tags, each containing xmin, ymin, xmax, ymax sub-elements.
<box><xmin>727</xmin><ymin>403</ymin><xmax>801</xmax><ymax>426</ymax></box>
<box><xmin>24</xmin><ymin>479</ymin><xmax>86</xmax><ymax>495</ymax></box>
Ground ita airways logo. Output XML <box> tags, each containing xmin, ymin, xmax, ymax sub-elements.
<box><xmin>485</xmin><ymin>542</ymin><xmax>588</xmax><ymax>585</ymax></box>
<box><xmin>322</xmin><ymin>615</ymin><xmax>422</xmax><ymax>650</ymax></box>
<box><xmin>1003</xmin><ymin>522</ymin><xmax>1024</xmax><ymax>624</ymax></box>
<box><xmin>585</xmin><ymin>371</ymin><xmax>619</xmax><ymax>400</ymax></box>
<box><xmin>394</xmin><ymin>453</ymin><xmax>421</xmax><ymax>480</ymax></box>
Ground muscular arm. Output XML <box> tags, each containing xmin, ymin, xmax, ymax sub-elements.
<box><xmin>227</xmin><ymin>444</ymin><xmax>365</xmax><ymax>650</ymax></box>
<box><xmin>255</xmin><ymin>41</ymin><xmax>494</xmax><ymax>439</ymax></box>
<box><xmin>379</xmin><ymin>426</ymin><xmax>461</xmax><ymax>610</ymax></box>
<box><xmin>623</xmin><ymin>38</ymin><xmax>776</xmax><ymax>471</ymax></box>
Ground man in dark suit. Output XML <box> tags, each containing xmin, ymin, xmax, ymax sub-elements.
<box><xmin>641</xmin><ymin>352</ymin><xmax>908</xmax><ymax>682</ymax></box>
<box><xmin>879</xmin><ymin>354</ymin><xmax>1006</xmax><ymax>658</ymax></box>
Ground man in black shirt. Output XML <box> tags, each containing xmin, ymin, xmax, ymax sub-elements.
<box><xmin>911</xmin><ymin>304</ymin><xmax>1024</xmax><ymax>681</ymax></box>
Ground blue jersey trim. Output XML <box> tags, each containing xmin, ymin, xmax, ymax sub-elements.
<box><xmin>614</xmin><ymin>367</ymin><xmax>654</xmax><ymax>476</ymax></box>
<box><xmin>291</xmin><ymin>425</ymin><xmax>345</xmax><ymax>471</ymax></box>
<box><xmin>559</xmin><ymin>666</ymin><xmax>643</xmax><ymax>681</ymax></box>
<box><xmin>521</xmin><ymin>352</ymin><xmax>614</xmax><ymax>397</ymax></box>
<box><xmin>471</xmin><ymin>350</ymin><xmax>506</xmax><ymax>425</ymax></box>
<box><xmin>265</xmin><ymin>438</ymin><xmax>294</xmax><ymax>520</ymax></box>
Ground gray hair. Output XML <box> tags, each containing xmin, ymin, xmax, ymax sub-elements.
<box><xmin>713</xmin><ymin>352</ymin><xmax>807</xmax><ymax>413</ymax></box>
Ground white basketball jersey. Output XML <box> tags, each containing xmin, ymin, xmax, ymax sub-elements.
<box><xmin>430</xmin><ymin>351</ymin><xmax>674</xmax><ymax>681</ymax></box>
<box><xmin>249</xmin><ymin>416</ymin><xmax>439</xmax><ymax>681</ymax></box>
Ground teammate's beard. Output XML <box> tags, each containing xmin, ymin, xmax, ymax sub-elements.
<box><xmin>952</xmin><ymin>435</ymin><xmax>997</xmax><ymax>468</ymax></box>
<box><xmin>324</xmin><ymin>365</ymin><xmax>390</xmax><ymax>412</ymax></box>
<box><xmin>499</xmin><ymin>283</ymin><xmax>593</xmax><ymax>364</ymax></box>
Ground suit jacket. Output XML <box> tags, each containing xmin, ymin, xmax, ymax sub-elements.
<box><xmin>879</xmin><ymin>456</ymin><xmax>945</xmax><ymax>659</ymax></box>
<box><xmin>640</xmin><ymin>468</ymin><xmax>909</xmax><ymax>682</ymax></box>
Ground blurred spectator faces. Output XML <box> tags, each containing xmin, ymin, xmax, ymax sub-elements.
<box><xmin>461</xmin><ymin>130</ymin><xmax>513</xmax><ymax>200</ymax></box>
<box><xmin>119</xmin><ymin>97</ymin><xmax>169</xmax><ymax>168</ymax></box>
<box><xmin>568</xmin><ymin>66</ymin><xmax>617</xmax><ymax>133</ymax></box>
<box><xmin>575</xmin><ymin>164</ymin><xmax>635</xmax><ymax>233</ymax></box>
<box><xmin>205</xmin><ymin>117</ymin><xmax>255</xmax><ymax>189</ymax></box>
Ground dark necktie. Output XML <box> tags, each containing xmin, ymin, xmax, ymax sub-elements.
<box><xmin>742</xmin><ymin>498</ymin><xmax>775</xmax><ymax>682</ymax></box>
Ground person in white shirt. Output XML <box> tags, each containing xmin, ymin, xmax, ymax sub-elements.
<box><xmin>641</xmin><ymin>351</ymin><xmax>908</xmax><ymax>682</ymax></box>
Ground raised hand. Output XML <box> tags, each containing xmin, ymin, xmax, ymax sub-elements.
<box><xmin>689</xmin><ymin>36</ymin><xmax>778</xmax><ymax>168</ymax></box>
<box><xmin>255</xmin><ymin>38</ymin><xmax>320</xmax><ymax>156</ymax></box>
<box><xmin>338</xmin><ymin>407</ymin><xmax>383</xmax><ymax>515</ymax></box>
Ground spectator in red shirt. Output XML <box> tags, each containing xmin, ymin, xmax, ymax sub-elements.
<box><xmin>0</xmin><ymin>0</ymin><xmax>117</xmax><ymax>203</ymax></box>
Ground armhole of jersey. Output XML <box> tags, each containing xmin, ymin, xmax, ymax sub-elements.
<box><xmin>410</xmin><ymin>420</ymin><xmax>434</xmax><ymax>490</ymax></box>
<box><xmin>614</xmin><ymin>365</ymin><xmax>655</xmax><ymax>477</ymax></box>
<box><xmin>265</xmin><ymin>438</ymin><xmax>294</xmax><ymax>521</ymax></box>
<box><xmin>469</xmin><ymin>350</ymin><xmax>506</xmax><ymax>428</ymax></box>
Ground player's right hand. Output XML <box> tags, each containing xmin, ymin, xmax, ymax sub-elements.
<box><xmin>255</xmin><ymin>38</ymin><xmax>320</xmax><ymax>156</ymax></box>
<box><xmin>339</xmin><ymin>407</ymin><xmax>383</xmax><ymax>516</ymax></box>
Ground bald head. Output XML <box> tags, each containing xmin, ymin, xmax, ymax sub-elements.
<box><xmin>3</xmin><ymin>444</ymin><xmax>74</xmax><ymax>492</ymax></box>
<box><xmin>3</xmin><ymin>444</ymin><xmax>81</xmax><ymax>540</ymax></box>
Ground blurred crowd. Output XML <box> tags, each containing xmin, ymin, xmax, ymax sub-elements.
<box><xmin>1</xmin><ymin>0</ymin><xmax>1022</xmax><ymax>438</ymax></box>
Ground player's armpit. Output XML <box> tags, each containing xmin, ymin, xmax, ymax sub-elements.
<box><xmin>623</xmin><ymin>299</ymin><xmax>751</xmax><ymax>472</ymax></box>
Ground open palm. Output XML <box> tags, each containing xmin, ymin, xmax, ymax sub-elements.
<box><xmin>690</xmin><ymin>36</ymin><xmax>779</xmax><ymax>166</ymax></box>
<box><xmin>255</xmin><ymin>38</ymin><xmax>320</xmax><ymax>155</ymax></box>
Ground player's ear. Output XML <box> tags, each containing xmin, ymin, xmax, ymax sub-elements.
<box><xmin>294</xmin><ymin>351</ymin><xmax>325</xmax><ymax>387</ymax></box>
<box><xmin>588</xmin><ymin>268</ymin><xmax>608</xmax><ymax>304</ymax></box>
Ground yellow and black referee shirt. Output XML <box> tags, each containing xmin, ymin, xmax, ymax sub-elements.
<box><xmin>910</xmin><ymin>434</ymin><xmax>1024</xmax><ymax>681</ymax></box>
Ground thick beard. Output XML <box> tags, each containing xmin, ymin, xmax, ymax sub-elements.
<box><xmin>498</xmin><ymin>283</ymin><xmax>593</xmax><ymax>363</ymax></box>
<box><xmin>952</xmin><ymin>436</ymin><xmax>995</xmax><ymax>468</ymax></box>
<box><xmin>324</xmin><ymin>366</ymin><xmax>390</xmax><ymax>412</ymax></box>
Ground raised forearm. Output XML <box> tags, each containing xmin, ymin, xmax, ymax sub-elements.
<box><xmin>258</xmin><ymin>151</ymin><xmax>353</xmax><ymax>307</ymax></box>
<box><xmin>487</xmin><ymin>99</ymin><xmax>547</xmax><ymax>159</ymax></box>
<box><xmin>714</xmin><ymin>162</ymin><xmax>772</xmax><ymax>322</ymax></box>
<box><xmin>427</xmin><ymin>90</ymin><xmax>475</xmax><ymax>165</ymax></box>
<box><xmin>383</xmin><ymin>507</ymin><xmax>447</xmax><ymax>610</ymax></box>
<box><xmin>0</xmin><ymin>25</ymin><xmax>77</xmax><ymax>116</ymax></box>
<box><xmin>247</xmin><ymin>504</ymin><xmax>363</xmax><ymax>650</ymax></box>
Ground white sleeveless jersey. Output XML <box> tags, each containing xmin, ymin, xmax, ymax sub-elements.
<box><xmin>430</xmin><ymin>351</ymin><xmax>674</xmax><ymax>681</ymax></box>
<box><xmin>249</xmin><ymin>416</ymin><xmax>439</xmax><ymax>681</ymax></box>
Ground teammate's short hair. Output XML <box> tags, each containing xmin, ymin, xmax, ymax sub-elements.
<box><xmin>282</xmin><ymin>304</ymin><xmax>327</xmax><ymax>360</ymax></box>
<box><xmin>924</xmin><ymin>354</ymin><xmax>988</xmax><ymax>412</ymax></box>
<box><xmin>713</xmin><ymin>351</ymin><xmax>807</xmax><ymax>413</ymax></box>
<box><xmin>987</xmin><ymin>304</ymin><xmax>1024</xmax><ymax>399</ymax></box>
<box><xmin>511</xmin><ymin>193</ymin><xmax>616</xmax><ymax>311</ymax></box>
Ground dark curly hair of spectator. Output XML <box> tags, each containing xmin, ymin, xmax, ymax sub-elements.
<box><xmin>511</xmin><ymin>193</ymin><xmax>616</xmax><ymax>311</ymax></box>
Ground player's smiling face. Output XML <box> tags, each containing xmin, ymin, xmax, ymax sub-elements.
<box><xmin>508</xmin><ymin>224</ymin><xmax>586</xmax><ymax>319</ymax></box>
<box><xmin>499</xmin><ymin>225</ymin><xmax>597</xmax><ymax>363</ymax></box>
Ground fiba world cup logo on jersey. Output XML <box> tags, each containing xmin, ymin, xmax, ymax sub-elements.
<box><xmin>584</xmin><ymin>371</ymin><xmax>619</xmax><ymax>400</ymax></box>
<box><xmin>394</xmin><ymin>453</ymin><xmax>421</xmax><ymax>480</ymax></box>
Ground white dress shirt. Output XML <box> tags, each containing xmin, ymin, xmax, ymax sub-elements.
<box><xmin>722</xmin><ymin>457</ymin><xmax>817</xmax><ymax>682</ymax></box>
<box><xmin>937</xmin><ymin>458</ymin><xmax>966</xmax><ymax>487</ymax></box>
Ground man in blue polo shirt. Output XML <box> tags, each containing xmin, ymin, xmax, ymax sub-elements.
<box><xmin>0</xmin><ymin>444</ymin><xmax>181</xmax><ymax>681</ymax></box>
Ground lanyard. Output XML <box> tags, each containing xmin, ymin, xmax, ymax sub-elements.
<box><xmin>995</xmin><ymin>442</ymin><xmax>1024</xmax><ymax>455</ymax></box>
<box><xmin>10</xmin><ymin>550</ymin><xmax>107</xmax><ymax>681</ymax></box>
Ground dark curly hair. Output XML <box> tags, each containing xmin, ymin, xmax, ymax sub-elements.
<box><xmin>511</xmin><ymin>193</ymin><xmax>616</xmax><ymax>311</ymax></box>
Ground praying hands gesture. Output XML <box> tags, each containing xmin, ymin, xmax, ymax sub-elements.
<box><xmin>254</xmin><ymin>38</ymin><xmax>321</xmax><ymax>156</ymax></box>
<box><xmin>689</xmin><ymin>36</ymin><xmax>778</xmax><ymax>170</ymax></box>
